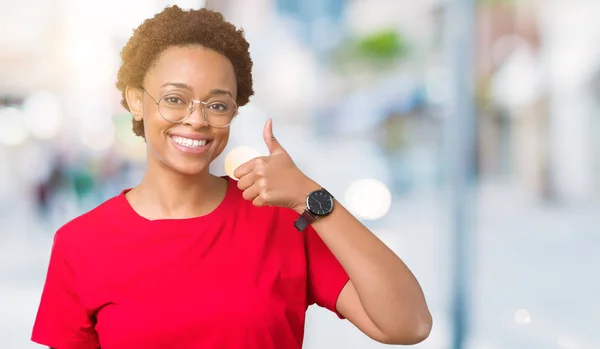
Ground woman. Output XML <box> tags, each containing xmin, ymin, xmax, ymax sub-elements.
<box><xmin>32</xmin><ymin>6</ymin><xmax>432</xmax><ymax>349</ymax></box>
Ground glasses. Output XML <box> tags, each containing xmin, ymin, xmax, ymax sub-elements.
<box><xmin>142</xmin><ymin>88</ymin><xmax>238</xmax><ymax>128</ymax></box>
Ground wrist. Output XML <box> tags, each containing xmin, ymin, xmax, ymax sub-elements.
<box><xmin>293</xmin><ymin>178</ymin><xmax>321</xmax><ymax>214</ymax></box>
<box><xmin>292</xmin><ymin>181</ymin><xmax>336</xmax><ymax>232</ymax></box>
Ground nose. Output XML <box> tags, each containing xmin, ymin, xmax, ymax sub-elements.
<box><xmin>182</xmin><ymin>101</ymin><xmax>209</xmax><ymax>129</ymax></box>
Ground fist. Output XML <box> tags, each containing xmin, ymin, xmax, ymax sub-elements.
<box><xmin>233</xmin><ymin>119</ymin><xmax>319</xmax><ymax>213</ymax></box>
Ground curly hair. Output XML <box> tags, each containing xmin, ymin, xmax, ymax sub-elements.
<box><xmin>116</xmin><ymin>6</ymin><xmax>254</xmax><ymax>137</ymax></box>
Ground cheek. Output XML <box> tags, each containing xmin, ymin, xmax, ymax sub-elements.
<box><xmin>212</xmin><ymin>130</ymin><xmax>230</xmax><ymax>158</ymax></box>
<box><xmin>142</xmin><ymin>113</ymin><xmax>170</xmax><ymax>150</ymax></box>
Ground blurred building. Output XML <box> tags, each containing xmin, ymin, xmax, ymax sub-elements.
<box><xmin>475</xmin><ymin>0</ymin><xmax>600</xmax><ymax>202</ymax></box>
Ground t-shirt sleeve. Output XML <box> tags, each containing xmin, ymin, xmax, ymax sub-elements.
<box><xmin>305</xmin><ymin>225</ymin><xmax>350</xmax><ymax>318</ymax></box>
<box><xmin>31</xmin><ymin>230</ymin><xmax>100</xmax><ymax>349</ymax></box>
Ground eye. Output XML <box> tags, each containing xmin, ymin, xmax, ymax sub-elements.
<box><xmin>207</xmin><ymin>102</ymin><xmax>229</xmax><ymax>113</ymax></box>
<box><xmin>163</xmin><ymin>96</ymin><xmax>186</xmax><ymax>105</ymax></box>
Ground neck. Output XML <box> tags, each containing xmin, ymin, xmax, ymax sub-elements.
<box><xmin>133</xmin><ymin>158</ymin><xmax>226</xmax><ymax>219</ymax></box>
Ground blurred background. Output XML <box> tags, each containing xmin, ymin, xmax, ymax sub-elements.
<box><xmin>1</xmin><ymin>0</ymin><xmax>599</xmax><ymax>348</ymax></box>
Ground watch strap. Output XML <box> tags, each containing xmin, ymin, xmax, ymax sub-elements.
<box><xmin>294</xmin><ymin>209</ymin><xmax>317</xmax><ymax>232</ymax></box>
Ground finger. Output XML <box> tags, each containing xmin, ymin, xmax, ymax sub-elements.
<box><xmin>242</xmin><ymin>185</ymin><xmax>260</xmax><ymax>202</ymax></box>
<box><xmin>233</xmin><ymin>159</ymin><xmax>255</xmax><ymax>180</ymax></box>
<box><xmin>252</xmin><ymin>194</ymin><xmax>268</xmax><ymax>207</ymax></box>
<box><xmin>263</xmin><ymin>118</ymin><xmax>285</xmax><ymax>155</ymax></box>
<box><xmin>237</xmin><ymin>170</ymin><xmax>255</xmax><ymax>191</ymax></box>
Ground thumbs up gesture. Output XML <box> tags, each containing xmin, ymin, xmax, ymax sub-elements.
<box><xmin>233</xmin><ymin>119</ymin><xmax>319</xmax><ymax>213</ymax></box>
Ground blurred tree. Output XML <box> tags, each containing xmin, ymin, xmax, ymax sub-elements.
<box><xmin>330</xmin><ymin>29</ymin><xmax>409</xmax><ymax>73</ymax></box>
<box><xmin>356</xmin><ymin>29</ymin><xmax>407</xmax><ymax>61</ymax></box>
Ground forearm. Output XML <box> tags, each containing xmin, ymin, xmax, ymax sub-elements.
<box><xmin>296</xmin><ymin>184</ymin><xmax>432</xmax><ymax>337</ymax></box>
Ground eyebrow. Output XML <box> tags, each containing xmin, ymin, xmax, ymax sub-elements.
<box><xmin>208</xmin><ymin>89</ymin><xmax>234</xmax><ymax>99</ymax></box>
<box><xmin>160</xmin><ymin>82</ymin><xmax>192</xmax><ymax>90</ymax></box>
<box><xmin>160</xmin><ymin>82</ymin><xmax>234</xmax><ymax>99</ymax></box>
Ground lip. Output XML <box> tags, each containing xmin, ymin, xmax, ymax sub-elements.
<box><xmin>168</xmin><ymin>132</ymin><xmax>212</xmax><ymax>141</ymax></box>
<box><xmin>169</xmin><ymin>136</ymin><xmax>211</xmax><ymax>154</ymax></box>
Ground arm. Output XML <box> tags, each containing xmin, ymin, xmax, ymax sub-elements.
<box><xmin>296</xmin><ymin>182</ymin><xmax>432</xmax><ymax>345</ymax></box>
<box><xmin>234</xmin><ymin>119</ymin><xmax>432</xmax><ymax>344</ymax></box>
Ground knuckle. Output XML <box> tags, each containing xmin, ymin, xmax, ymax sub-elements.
<box><xmin>260</xmin><ymin>190</ymin><xmax>271</xmax><ymax>202</ymax></box>
<box><xmin>254</xmin><ymin>168</ymin><xmax>265</xmax><ymax>177</ymax></box>
<box><xmin>257</xmin><ymin>178</ymin><xmax>268</xmax><ymax>189</ymax></box>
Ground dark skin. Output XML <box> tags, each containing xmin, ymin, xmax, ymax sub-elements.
<box><xmin>235</xmin><ymin>121</ymin><xmax>432</xmax><ymax>344</ymax></box>
<box><xmin>125</xmin><ymin>46</ymin><xmax>232</xmax><ymax>220</ymax></box>
<box><xmin>56</xmin><ymin>45</ymin><xmax>431</xmax><ymax>348</ymax></box>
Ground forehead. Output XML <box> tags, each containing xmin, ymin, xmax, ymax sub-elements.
<box><xmin>144</xmin><ymin>45</ymin><xmax>237</xmax><ymax>96</ymax></box>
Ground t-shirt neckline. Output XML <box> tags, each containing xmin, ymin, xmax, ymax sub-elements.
<box><xmin>118</xmin><ymin>176</ymin><xmax>238</xmax><ymax>225</ymax></box>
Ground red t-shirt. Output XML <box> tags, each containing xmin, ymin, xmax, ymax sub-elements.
<box><xmin>32</xmin><ymin>177</ymin><xmax>349</xmax><ymax>349</ymax></box>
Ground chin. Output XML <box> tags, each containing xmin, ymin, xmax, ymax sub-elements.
<box><xmin>168</xmin><ymin>160</ymin><xmax>212</xmax><ymax>176</ymax></box>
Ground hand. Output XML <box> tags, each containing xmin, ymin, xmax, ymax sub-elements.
<box><xmin>233</xmin><ymin>119</ymin><xmax>319</xmax><ymax>213</ymax></box>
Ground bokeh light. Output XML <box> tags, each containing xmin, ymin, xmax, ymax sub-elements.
<box><xmin>80</xmin><ymin>122</ymin><xmax>116</xmax><ymax>151</ymax></box>
<box><xmin>514</xmin><ymin>309</ymin><xmax>532</xmax><ymax>325</ymax></box>
<box><xmin>22</xmin><ymin>91</ymin><xmax>63</xmax><ymax>140</ymax></box>
<box><xmin>0</xmin><ymin>107</ymin><xmax>29</xmax><ymax>146</ymax></box>
<box><xmin>344</xmin><ymin>178</ymin><xmax>392</xmax><ymax>220</ymax></box>
<box><xmin>224</xmin><ymin>146</ymin><xmax>261</xmax><ymax>180</ymax></box>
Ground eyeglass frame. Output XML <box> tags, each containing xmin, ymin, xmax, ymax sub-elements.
<box><xmin>140</xmin><ymin>87</ymin><xmax>238</xmax><ymax>128</ymax></box>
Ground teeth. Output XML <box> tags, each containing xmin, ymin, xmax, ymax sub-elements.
<box><xmin>172</xmin><ymin>136</ymin><xmax>207</xmax><ymax>148</ymax></box>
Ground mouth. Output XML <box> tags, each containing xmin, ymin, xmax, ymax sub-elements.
<box><xmin>168</xmin><ymin>134</ymin><xmax>212</xmax><ymax>154</ymax></box>
<box><xmin>171</xmin><ymin>135</ymin><xmax>210</xmax><ymax>148</ymax></box>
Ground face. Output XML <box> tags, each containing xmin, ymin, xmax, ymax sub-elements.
<box><xmin>127</xmin><ymin>45</ymin><xmax>238</xmax><ymax>176</ymax></box>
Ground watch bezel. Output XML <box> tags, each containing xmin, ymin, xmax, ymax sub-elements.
<box><xmin>305</xmin><ymin>188</ymin><xmax>334</xmax><ymax>217</ymax></box>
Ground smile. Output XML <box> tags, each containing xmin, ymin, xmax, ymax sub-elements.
<box><xmin>170</xmin><ymin>136</ymin><xmax>209</xmax><ymax>148</ymax></box>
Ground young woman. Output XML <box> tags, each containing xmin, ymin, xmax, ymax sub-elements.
<box><xmin>32</xmin><ymin>6</ymin><xmax>432</xmax><ymax>349</ymax></box>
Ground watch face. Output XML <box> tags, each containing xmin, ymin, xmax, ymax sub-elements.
<box><xmin>307</xmin><ymin>190</ymin><xmax>334</xmax><ymax>216</ymax></box>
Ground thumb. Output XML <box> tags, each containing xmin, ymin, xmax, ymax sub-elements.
<box><xmin>263</xmin><ymin>118</ymin><xmax>284</xmax><ymax>154</ymax></box>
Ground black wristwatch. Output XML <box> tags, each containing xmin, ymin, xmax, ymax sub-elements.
<box><xmin>294</xmin><ymin>188</ymin><xmax>335</xmax><ymax>232</ymax></box>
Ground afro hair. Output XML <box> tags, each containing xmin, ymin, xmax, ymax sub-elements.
<box><xmin>116</xmin><ymin>6</ymin><xmax>254</xmax><ymax>137</ymax></box>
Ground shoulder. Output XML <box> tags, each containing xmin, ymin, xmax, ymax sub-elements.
<box><xmin>53</xmin><ymin>194</ymin><xmax>124</xmax><ymax>249</ymax></box>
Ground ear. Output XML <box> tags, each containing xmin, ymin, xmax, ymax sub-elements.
<box><xmin>125</xmin><ymin>87</ymin><xmax>144</xmax><ymax>121</ymax></box>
